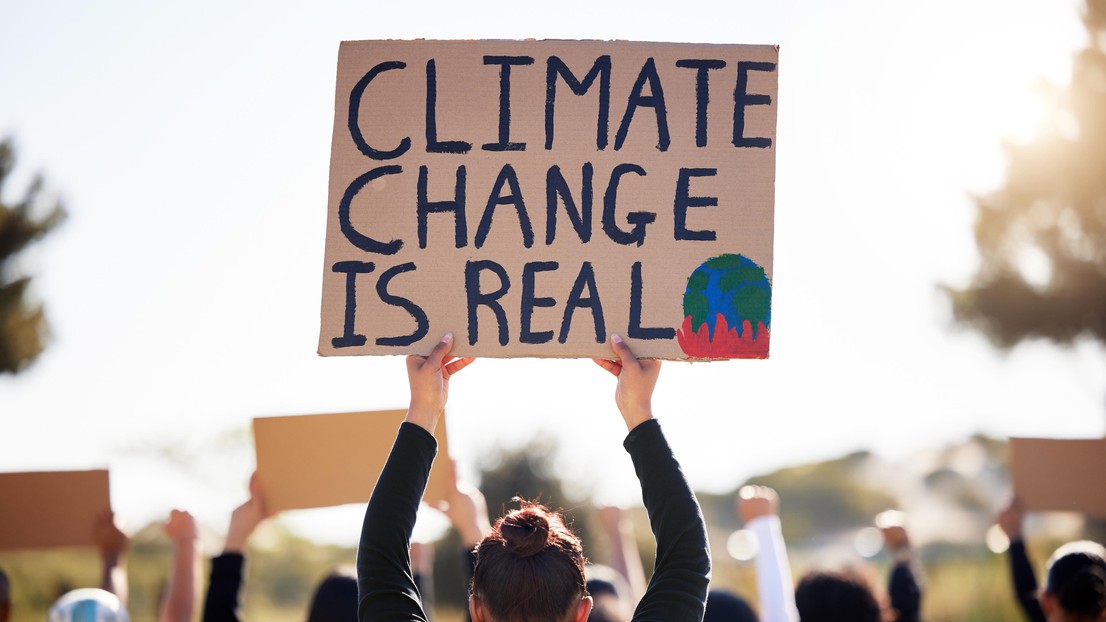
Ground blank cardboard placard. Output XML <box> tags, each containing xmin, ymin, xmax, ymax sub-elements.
<box><xmin>253</xmin><ymin>410</ymin><xmax>451</xmax><ymax>512</ymax></box>
<box><xmin>319</xmin><ymin>40</ymin><xmax>778</xmax><ymax>360</ymax></box>
<box><xmin>0</xmin><ymin>470</ymin><xmax>110</xmax><ymax>551</ymax></box>
<box><xmin>1010</xmin><ymin>437</ymin><xmax>1106</xmax><ymax>518</ymax></box>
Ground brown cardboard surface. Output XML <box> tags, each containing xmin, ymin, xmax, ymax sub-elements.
<box><xmin>320</xmin><ymin>40</ymin><xmax>778</xmax><ymax>360</ymax></box>
<box><xmin>253</xmin><ymin>410</ymin><xmax>451</xmax><ymax>512</ymax></box>
<box><xmin>0</xmin><ymin>470</ymin><xmax>111</xmax><ymax>550</ymax></box>
<box><xmin>1010</xmin><ymin>437</ymin><xmax>1106</xmax><ymax>518</ymax></box>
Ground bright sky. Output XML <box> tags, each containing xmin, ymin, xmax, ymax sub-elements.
<box><xmin>1</xmin><ymin>0</ymin><xmax>1101</xmax><ymax>545</ymax></box>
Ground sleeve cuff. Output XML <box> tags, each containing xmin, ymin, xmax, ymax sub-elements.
<box><xmin>623</xmin><ymin>418</ymin><xmax>662</xmax><ymax>452</ymax></box>
<box><xmin>399</xmin><ymin>420</ymin><xmax>438</xmax><ymax>451</ymax></box>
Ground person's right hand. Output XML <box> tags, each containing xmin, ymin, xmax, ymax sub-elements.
<box><xmin>737</xmin><ymin>485</ymin><xmax>779</xmax><ymax>523</ymax></box>
<box><xmin>592</xmin><ymin>333</ymin><xmax>660</xmax><ymax>432</ymax></box>
<box><xmin>406</xmin><ymin>332</ymin><xmax>475</xmax><ymax>433</ymax></box>
<box><xmin>224</xmin><ymin>472</ymin><xmax>273</xmax><ymax>554</ymax></box>
<box><xmin>997</xmin><ymin>498</ymin><xmax>1024</xmax><ymax>540</ymax></box>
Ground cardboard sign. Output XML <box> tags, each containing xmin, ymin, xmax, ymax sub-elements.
<box><xmin>253</xmin><ymin>410</ymin><xmax>451</xmax><ymax>512</ymax></box>
<box><xmin>319</xmin><ymin>40</ymin><xmax>778</xmax><ymax>360</ymax></box>
<box><xmin>0</xmin><ymin>470</ymin><xmax>111</xmax><ymax>550</ymax></box>
<box><xmin>1010</xmin><ymin>437</ymin><xmax>1106</xmax><ymax>518</ymax></box>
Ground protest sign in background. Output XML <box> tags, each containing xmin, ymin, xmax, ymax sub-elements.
<box><xmin>254</xmin><ymin>410</ymin><xmax>452</xmax><ymax>512</ymax></box>
<box><xmin>320</xmin><ymin>40</ymin><xmax>777</xmax><ymax>360</ymax></box>
<box><xmin>0</xmin><ymin>470</ymin><xmax>111</xmax><ymax>550</ymax></box>
<box><xmin>1010</xmin><ymin>437</ymin><xmax>1106</xmax><ymax>518</ymax></box>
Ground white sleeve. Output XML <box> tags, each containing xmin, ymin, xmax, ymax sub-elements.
<box><xmin>748</xmin><ymin>515</ymin><xmax>799</xmax><ymax>622</ymax></box>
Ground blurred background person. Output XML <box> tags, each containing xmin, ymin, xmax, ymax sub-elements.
<box><xmin>704</xmin><ymin>589</ymin><xmax>758</xmax><ymax>622</ymax></box>
<box><xmin>202</xmin><ymin>473</ymin><xmax>359</xmax><ymax>622</ymax></box>
<box><xmin>794</xmin><ymin>568</ymin><xmax>882</xmax><ymax>622</ymax></box>
<box><xmin>160</xmin><ymin>509</ymin><xmax>199</xmax><ymax>622</ymax></box>
<box><xmin>997</xmin><ymin>499</ymin><xmax>1106</xmax><ymax>622</ymax></box>
<box><xmin>876</xmin><ymin>510</ymin><xmax>922</xmax><ymax>622</ymax></box>
<box><xmin>47</xmin><ymin>512</ymin><xmax>131</xmax><ymax>621</ymax></box>
<box><xmin>737</xmin><ymin>485</ymin><xmax>798</xmax><ymax>622</ymax></box>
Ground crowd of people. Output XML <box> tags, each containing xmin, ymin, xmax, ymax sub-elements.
<box><xmin>2</xmin><ymin>333</ymin><xmax>1105</xmax><ymax>621</ymax></box>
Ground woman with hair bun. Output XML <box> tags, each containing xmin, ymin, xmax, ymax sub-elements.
<box><xmin>357</xmin><ymin>332</ymin><xmax>711</xmax><ymax>622</ymax></box>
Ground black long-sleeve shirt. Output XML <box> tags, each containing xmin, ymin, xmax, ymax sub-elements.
<box><xmin>1008</xmin><ymin>539</ymin><xmax>1046</xmax><ymax>622</ymax></box>
<box><xmin>888</xmin><ymin>560</ymin><xmax>921</xmax><ymax>622</ymax></box>
<box><xmin>202</xmin><ymin>553</ymin><xmax>245</xmax><ymax>622</ymax></box>
<box><xmin>357</xmin><ymin>420</ymin><xmax>711</xmax><ymax>622</ymax></box>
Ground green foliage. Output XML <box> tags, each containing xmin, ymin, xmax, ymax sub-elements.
<box><xmin>0</xmin><ymin>138</ymin><xmax>65</xmax><ymax>374</ymax></box>
<box><xmin>947</xmin><ymin>0</ymin><xmax>1106</xmax><ymax>347</ymax></box>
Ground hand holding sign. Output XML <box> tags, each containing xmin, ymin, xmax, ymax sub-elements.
<box><xmin>405</xmin><ymin>332</ymin><xmax>475</xmax><ymax>433</ymax></box>
<box><xmin>225</xmin><ymin>472</ymin><xmax>273</xmax><ymax>554</ymax></box>
<box><xmin>593</xmin><ymin>333</ymin><xmax>659</xmax><ymax>432</ymax></box>
<box><xmin>996</xmin><ymin>498</ymin><xmax>1025</xmax><ymax>540</ymax></box>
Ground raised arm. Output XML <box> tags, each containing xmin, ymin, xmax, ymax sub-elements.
<box><xmin>739</xmin><ymin>486</ymin><xmax>798</xmax><ymax>622</ymax></box>
<box><xmin>95</xmin><ymin>511</ymin><xmax>130</xmax><ymax>606</ymax></box>
<box><xmin>597</xmin><ymin>506</ymin><xmax>649</xmax><ymax>603</ymax></box>
<box><xmin>203</xmin><ymin>473</ymin><xmax>273</xmax><ymax>622</ymax></box>
<box><xmin>161</xmin><ymin>510</ymin><xmax>200</xmax><ymax>622</ymax></box>
<box><xmin>878</xmin><ymin>517</ymin><xmax>922</xmax><ymax>622</ymax></box>
<box><xmin>357</xmin><ymin>334</ymin><xmax>473</xmax><ymax>622</ymax></box>
<box><xmin>997</xmin><ymin>500</ymin><xmax>1046</xmax><ymax>622</ymax></box>
<box><xmin>594</xmin><ymin>334</ymin><xmax>711</xmax><ymax>622</ymax></box>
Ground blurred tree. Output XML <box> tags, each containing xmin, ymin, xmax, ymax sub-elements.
<box><xmin>0</xmin><ymin>139</ymin><xmax>64</xmax><ymax>374</ymax></box>
<box><xmin>947</xmin><ymin>0</ymin><xmax>1106</xmax><ymax>347</ymax></box>
<box><xmin>743</xmin><ymin>450</ymin><xmax>896</xmax><ymax>543</ymax></box>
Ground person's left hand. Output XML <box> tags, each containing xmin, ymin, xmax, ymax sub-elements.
<box><xmin>406</xmin><ymin>332</ymin><xmax>474</xmax><ymax>432</ymax></box>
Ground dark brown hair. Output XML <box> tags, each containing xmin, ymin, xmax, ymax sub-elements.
<box><xmin>471</xmin><ymin>499</ymin><xmax>588</xmax><ymax>622</ymax></box>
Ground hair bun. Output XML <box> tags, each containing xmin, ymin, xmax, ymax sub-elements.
<box><xmin>500</xmin><ymin>504</ymin><xmax>551</xmax><ymax>557</ymax></box>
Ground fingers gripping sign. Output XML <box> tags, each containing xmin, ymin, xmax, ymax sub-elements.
<box><xmin>406</xmin><ymin>332</ymin><xmax>475</xmax><ymax>433</ymax></box>
<box><xmin>593</xmin><ymin>333</ymin><xmax>660</xmax><ymax>432</ymax></box>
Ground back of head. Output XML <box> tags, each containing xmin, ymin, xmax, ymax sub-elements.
<box><xmin>47</xmin><ymin>589</ymin><xmax>129</xmax><ymax>622</ymax></box>
<box><xmin>1045</xmin><ymin>542</ymin><xmax>1106</xmax><ymax>621</ymax></box>
<box><xmin>473</xmin><ymin>500</ymin><xmax>587</xmax><ymax>622</ymax></box>
<box><xmin>704</xmin><ymin>589</ymin><xmax>758</xmax><ymax>622</ymax></box>
<box><xmin>586</xmin><ymin>564</ymin><xmax>631</xmax><ymax>622</ymax></box>
<box><xmin>795</xmin><ymin>569</ymin><xmax>880</xmax><ymax>622</ymax></box>
<box><xmin>306</xmin><ymin>566</ymin><xmax>357</xmax><ymax>622</ymax></box>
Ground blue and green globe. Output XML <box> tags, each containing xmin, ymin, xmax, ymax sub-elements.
<box><xmin>678</xmin><ymin>254</ymin><xmax>771</xmax><ymax>358</ymax></box>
